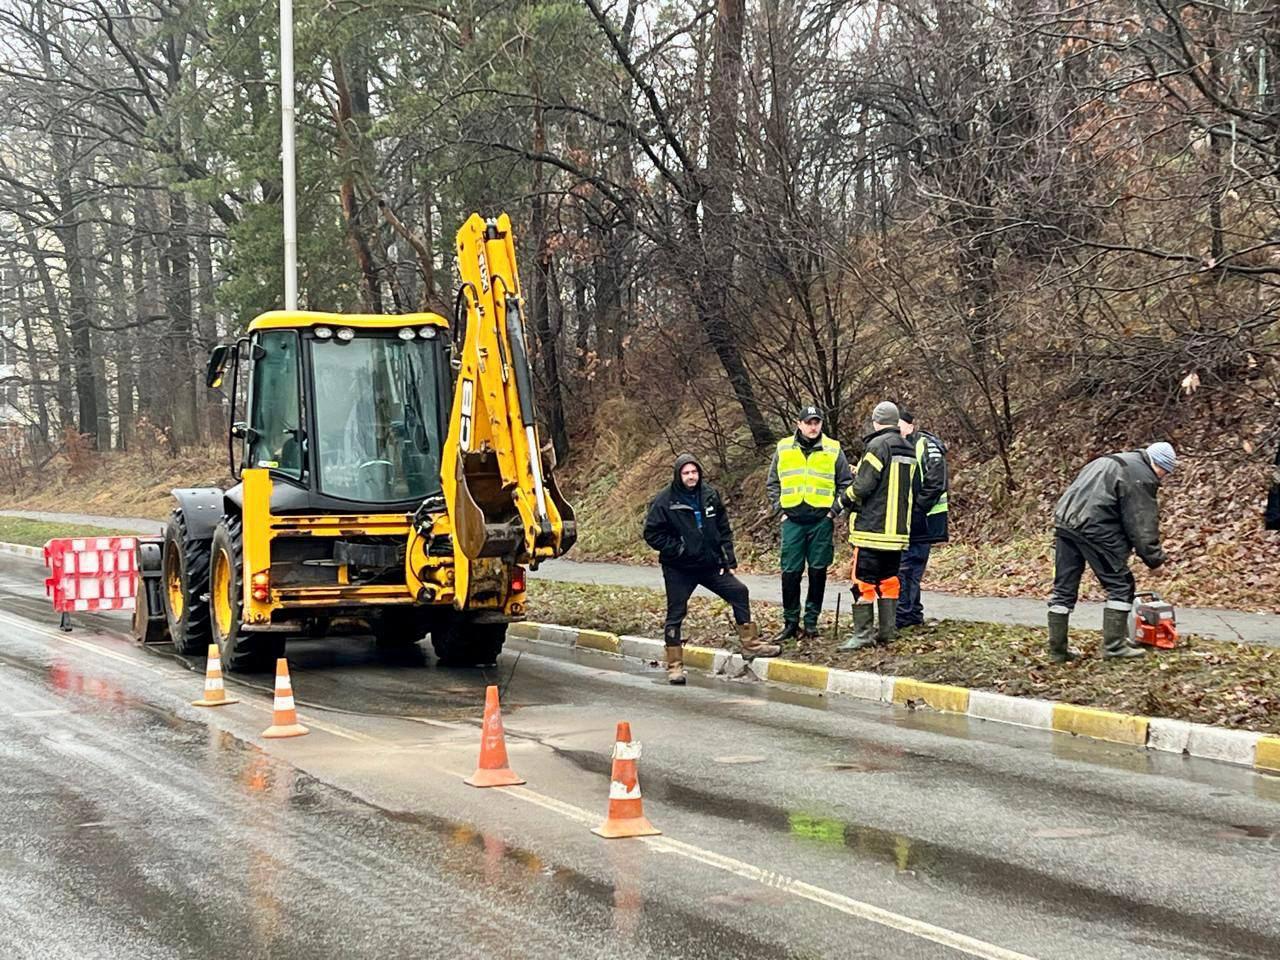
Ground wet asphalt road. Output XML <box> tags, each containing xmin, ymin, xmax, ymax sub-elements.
<box><xmin>1</xmin><ymin>555</ymin><xmax>1278</xmax><ymax>959</ymax></box>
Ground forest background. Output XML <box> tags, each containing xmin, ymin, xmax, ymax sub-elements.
<box><xmin>1</xmin><ymin>0</ymin><xmax>1277</xmax><ymax>611</ymax></box>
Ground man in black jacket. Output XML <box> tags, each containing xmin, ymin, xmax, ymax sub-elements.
<box><xmin>644</xmin><ymin>453</ymin><xmax>779</xmax><ymax>684</ymax></box>
<box><xmin>1267</xmin><ymin>442</ymin><xmax>1279</xmax><ymax>532</ymax></box>
<box><xmin>836</xmin><ymin>402</ymin><xmax>917</xmax><ymax>650</ymax></box>
<box><xmin>1048</xmin><ymin>442</ymin><xmax>1176</xmax><ymax>662</ymax></box>
<box><xmin>897</xmin><ymin>407</ymin><xmax>949</xmax><ymax>628</ymax></box>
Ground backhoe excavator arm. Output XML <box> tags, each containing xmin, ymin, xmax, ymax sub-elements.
<box><xmin>437</xmin><ymin>213</ymin><xmax>576</xmax><ymax>609</ymax></box>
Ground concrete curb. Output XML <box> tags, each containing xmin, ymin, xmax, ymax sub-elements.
<box><xmin>506</xmin><ymin>620</ymin><xmax>1280</xmax><ymax>775</ymax></box>
<box><xmin>0</xmin><ymin>541</ymin><xmax>46</xmax><ymax>562</ymax></box>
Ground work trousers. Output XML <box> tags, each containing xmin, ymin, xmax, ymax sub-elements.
<box><xmin>780</xmin><ymin>517</ymin><xmax>834</xmax><ymax>629</ymax></box>
<box><xmin>1047</xmin><ymin>530</ymin><xmax>1135</xmax><ymax>613</ymax></box>
<box><xmin>851</xmin><ymin>547</ymin><xmax>902</xmax><ymax>602</ymax></box>
<box><xmin>662</xmin><ymin>564</ymin><xmax>751</xmax><ymax>643</ymax></box>
<box><xmin>896</xmin><ymin>541</ymin><xmax>932</xmax><ymax>626</ymax></box>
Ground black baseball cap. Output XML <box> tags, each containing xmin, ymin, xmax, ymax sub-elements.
<box><xmin>797</xmin><ymin>405</ymin><xmax>823</xmax><ymax>422</ymax></box>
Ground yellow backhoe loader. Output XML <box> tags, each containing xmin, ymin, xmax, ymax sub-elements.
<box><xmin>132</xmin><ymin>214</ymin><xmax>576</xmax><ymax>670</ymax></box>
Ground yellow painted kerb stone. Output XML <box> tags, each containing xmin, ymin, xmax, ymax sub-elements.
<box><xmin>1052</xmin><ymin>704</ymin><xmax>1148</xmax><ymax>746</ymax></box>
<box><xmin>506</xmin><ymin>622</ymin><xmax>542</xmax><ymax>640</ymax></box>
<box><xmin>891</xmin><ymin>678</ymin><xmax>970</xmax><ymax>714</ymax></box>
<box><xmin>1255</xmin><ymin>737</ymin><xmax>1280</xmax><ymax>772</ymax></box>
<box><xmin>767</xmin><ymin>659</ymin><xmax>830</xmax><ymax>690</ymax></box>
<box><xmin>683</xmin><ymin>646</ymin><xmax>717</xmax><ymax>670</ymax></box>
<box><xmin>575</xmin><ymin>629</ymin><xmax>621</xmax><ymax>654</ymax></box>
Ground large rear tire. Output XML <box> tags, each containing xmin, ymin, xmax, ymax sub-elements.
<box><xmin>162</xmin><ymin>509</ymin><xmax>212</xmax><ymax>656</ymax></box>
<box><xmin>431</xmin><ymin>615</ymin><xmax>506</xmax><ymax>667</ymax></box>
<box><xmin>371</xmin><ymin>607</ymin><xmax>433</xmax><ymax>650</ymax></box>
<box><xmin>210</xmin><ymin>515</ymin><xmax>283</xmax><ymax>672</ymax></box>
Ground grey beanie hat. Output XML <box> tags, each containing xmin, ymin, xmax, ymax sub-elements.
<box><xmin>1146</xmin><ymin>441</ymin><xmax>1177</xmax><ymax>474</ymax></box>
<box><xmin>872</xmin><ymin>400</ymin><xmax>900</xmax><ymax>426</ymax></box>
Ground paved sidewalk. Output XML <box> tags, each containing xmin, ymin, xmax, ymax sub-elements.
<box><xmin>4</xmin><ymin>508</ymin><xmax>1275</xmax><ymax>647</ymax></box>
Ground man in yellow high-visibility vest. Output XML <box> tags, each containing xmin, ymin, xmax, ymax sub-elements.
<box><xmin>766</xmin><ymin>405</ymin><xmax>854</xmax><ymax>642</ymax></box>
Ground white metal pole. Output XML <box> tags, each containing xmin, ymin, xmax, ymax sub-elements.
<box><xmin>280</xmin><ymin>0</ymin><xmax>298</xmax><ymax>310</ymax></box>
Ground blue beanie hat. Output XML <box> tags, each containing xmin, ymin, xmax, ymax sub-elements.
<box><xmin>1146</xmin><ymin>442</ymin><xmax>1177</xmax><ymax>474</ymax></box>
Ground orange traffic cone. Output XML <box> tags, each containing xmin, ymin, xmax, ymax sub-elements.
<box><xmin>465</xmin><ymin>685</ymin><xmax>525</xmax><ymax>787</ymax></box>
<box><xmin>192</xmin><ymin>644</ymin><xmax>239</xmax><ymax>707</ymax></box>
<box><xmin>261</xmin><ymin>658</ymin><xmax>308</xmax><ymax>739</ymax></box>
<box><xmin>592</xmin><ymin>721</ymin><xmax>661</xmax><ymax>839</ymax></box>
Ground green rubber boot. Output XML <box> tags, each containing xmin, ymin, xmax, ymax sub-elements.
<box><xmin>838</xmin><ymin>603</ymin><xmax>877</xmax><ymax>651</ymax></box>
<box><xmin>1047</xmin><ymin>610</ymin><xmax>1079</xmax><ymax>663</ymax></box>
<box><xmin>876</xmin><ymin>598</ymin><xmax>897</xmax><ymax>645</ymax></box>
<box><xmin>1102</xmin><ymin>607</ymin><xmax>1145</xmax><ymax>659</ymax></box>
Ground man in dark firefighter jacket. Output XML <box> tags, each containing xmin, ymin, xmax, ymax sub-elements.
<box><xmin>766</xmin><ymin>405</ymin><xmax>854</xmax><ymax>643</ymax></box>
<box><xmin>896</xmin><ymin>407</ymin><xmax>949</xmax><ymax>628</ymax></box>
<box><xmin>644</xmin><ymin>453</ymin><xmax>780</xmax><ymax>684</ymax></box>
<box><xmin>1047</xmin><ymin>442</ymin><xmax>1176</xmax><ymax>662</ymax></box>
<box><xmin>836</xmin><ymin>401</ymin><xmax>917</xmax><ymax>651</ymax></box>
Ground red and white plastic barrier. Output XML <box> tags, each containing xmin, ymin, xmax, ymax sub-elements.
<box><xmin>44</xmin><ymin>537</ymin><xmax>139</xmax><ymax>613</ymax></box>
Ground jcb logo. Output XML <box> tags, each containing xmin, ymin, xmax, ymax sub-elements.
<box><xmin>477</xmin><ymin>253</ymin><xmax>490</xmax><ymax>293</ymax></box>
<box><xmin>459</xmin><ymin>378</ymin><xmax>475</xmax><ymax>451</ymax></box>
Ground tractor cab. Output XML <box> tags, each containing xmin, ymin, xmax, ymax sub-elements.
<box><xmin>208</xmin><ymin>312</ymin><xmax>455</xmax><ymax>513</ymax></box>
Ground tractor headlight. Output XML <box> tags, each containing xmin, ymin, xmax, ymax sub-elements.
<box><xmin>314</xmin><ymin>326</ymin><xmax>333</xmax><ymax>340</ymax></box>
<box><xmin>336</xmin><ymin>327</ymin><xmax>355</xmax><ymax>342</ymax></box>
<box><xmin>398</xmin><ymin>327</ymin><xmax>416</xmax><ymax>341</ymax></box>
<box><xmin>418</xmin><ymin>327</ymin><xmax>437</xmax><ymax>339</ymax></box>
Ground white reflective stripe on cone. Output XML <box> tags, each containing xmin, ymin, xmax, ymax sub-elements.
<box><xmin>205</xmin><ymin>679</ymin><xmax>224</xmax><ymax>691</ymax></box>
<box><xmin>613</xmin><ymin>741</ymin><xmax>642</xmax><ymax>761</ymax></box>
<box><xmin>275</xmin><ymin>674</ymin><xmax>291</xmax><ymax>691</ymax></box>
<box><xmin>608</xmin><ymin>780</ymin><xmax>642</xmax><ymax>800</ymax></box>
<box><xmin>275</xmin><ymin>695</ymin><xmax>295</xmax><ymax>711</ymax></box>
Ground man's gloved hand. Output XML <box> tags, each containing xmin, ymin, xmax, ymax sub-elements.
<box><xmin>827</xmin><ymin>506</ymin><xmax>841</xmax><ymax>520</ymax></box>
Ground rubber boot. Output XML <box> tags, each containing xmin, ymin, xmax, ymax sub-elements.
<box><xmin>738</xmin><ymin>622</ymin><xmax>781</xmax><ymax>660</ymax></box>
<box><xmin>1047</xmin><ymin>611</ymin><xmax>1079</xmax><ymax>663</ymax></box>
<box><xmin>1102</xmin><ymin>607</ymin><xmax>1145</xmax><ymax>659</ymax></box>
<box><xmin>876</xmin><ymin>598</ymin><xmax>897</xmax><ymax>645</ymax></box>
<box><xmin>664</xmin><ymin>645</ymin><xmax>687</xmax><ymax>685</ymax></box>
<box><xmin>801</xmin><ymin>568</ymin><xmax>827</xmax><ymax>638</ymax></box>
<box><xmin>838</xmin><ymin>603</ymin><xmax>877</xmax><ymax>651</ymax></box>
<box><xmin>779</xmin><ymin>571</ymin><xmax>803</xmax><ymax>640</ymax></box>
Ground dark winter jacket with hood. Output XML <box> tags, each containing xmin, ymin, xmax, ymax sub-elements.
<box><xmin>643</xmin><ymin>453</ymin><xmax>738</xmax><ymax>570</ymax></box>
<box><xmin>1053</xmin><ymin>450</ymin><xmax>1166</xmax><ymax>568</ymax></box>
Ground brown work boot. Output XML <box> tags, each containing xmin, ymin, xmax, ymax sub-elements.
<box><xmin>664</xmin><ymin>645</ymin><xmax>687</xmax><ymax>685</ymax></box>
<box><xmin>737</xmin><ymin>622</ymin><xmax>781</xmax><ymax>660</ymax></box>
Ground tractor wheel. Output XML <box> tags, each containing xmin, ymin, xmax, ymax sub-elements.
<box><xmin>210</xmin><ymin>515</ymin><xmax>283</xmax><ymax>672</ymax></box>
<box><xmin>162</xmin><ymin>509</ymin><xmax>212</xmax><ymax>656</ymax></box>
<box><xmin>431</xmin><ymin>615</ymin><xmax>506</xmax><ymax>668</ymax></box>
<box><xmin>371</xmin><ymin>607</ymin><xmax>433</xmax><ymax>650</ymax></box>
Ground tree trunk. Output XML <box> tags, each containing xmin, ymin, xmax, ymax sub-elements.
<box><xmin>529</xmin><ymin>98</ymin><xmax>570</xmax><ymax>461</ymax></box>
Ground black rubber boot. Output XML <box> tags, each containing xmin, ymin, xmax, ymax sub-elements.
<box><xmin>802</xmin><ymin>567</ymin><xmax>827</xmax><ymax>636</ymax></box>
<box><xmin>1047</xmin><ymin>610</ymin><xmax>1079</xmax><ymax>663</ymax></box>
<box><xmin>1102</xmin><ymin>607</ymin><xmax>1145</xmax><ymax>659</ymax></box>
<box><xmin>780</xmin><ymin>571</ymin><xmax>803</xmax><ymax>636</ymax></box>
<box><xmin>838</xmin><ymin>603</ymin><xmax>877</xmax><ymax>651</ymax></box>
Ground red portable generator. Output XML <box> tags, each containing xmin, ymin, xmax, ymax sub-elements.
<box><xmin>1128</xmin><ymin>592</ymin><xmax>1178</xmax><ymax>649</ymax></box>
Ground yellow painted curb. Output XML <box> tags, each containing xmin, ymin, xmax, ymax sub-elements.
<box><xmin>1052</xmin><ymin>704</ymin><xmax>1148</xmax><ymax>746</ymax></box>
<box><xmin>767</xmin><ymin>659</ymin><xmax>830</xmax><ymax>690</ymax></box>
<box><xmin>683</xmin><ymin>646</ymin><xmax>717</xmax><ymax>670</ymax></box>
<box><xmin>1256</xmin><ymin>737</ymin><xmax>1280</xmax><ymax>772</ymax></box>
<box><xmin>574</xmin><ymin>629</ymin><xmax>621</xmax><ymax>654</ymax></box>
<box><xmin>506</xmin><ymin>622</ymin><xmax>542</xmax><ymax>640</ymax></box>
<box><xmin>892</xmin><ymin>678</ymin><xmax>970</xmax><ymax>714</ymax></box>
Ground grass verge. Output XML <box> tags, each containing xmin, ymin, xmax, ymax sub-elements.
<box><xmin>0</xmin><ymin>517</ymin><xmax>144</xmax><ymax>548</ymax></box>
<box><xmin>527</xmin><ymin>579</ymin><xmax>1280</xmax><ymax>735</ymax></box>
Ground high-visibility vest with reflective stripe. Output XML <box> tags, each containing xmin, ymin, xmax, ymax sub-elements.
<box><xmin>776</xmin><ymin>436</ymin><xmax>841</xmax><ymax>509</ymax></box>
<box><xmin>847</xmin><ymin>450</ymin><xmax>915</xmax><ymax>550</ymax></box>
<box><xmin>915</xmin><ymin>436</ymin><xmax>949</xmax><ymax>516</ymax></box>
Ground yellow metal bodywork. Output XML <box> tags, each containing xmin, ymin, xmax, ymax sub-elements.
<box><xmin>247</xmin><ymin>310</ymin><xmax>449</xmax><ymax>333</ymax></box>
<box><xmin>443</xmin><ymin>213</ymin><xmax>575</xmax><ymax>608</ymax></box>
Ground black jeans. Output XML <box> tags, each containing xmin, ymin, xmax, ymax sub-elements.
<box><xmin>1048</xmin><ymin>530</ymin><xmax>1135</xmax><ymax>612</ymax></box>
<box><xmin>661</xmin><ymin>564</ymin><xmax>751</xmax><ymax>642</ymax></box>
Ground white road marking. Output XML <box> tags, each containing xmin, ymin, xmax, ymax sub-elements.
<box><xmin>0</xmin><ymin>611</ymin><xmax>162</xmax><ymax>674</ymax></box>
